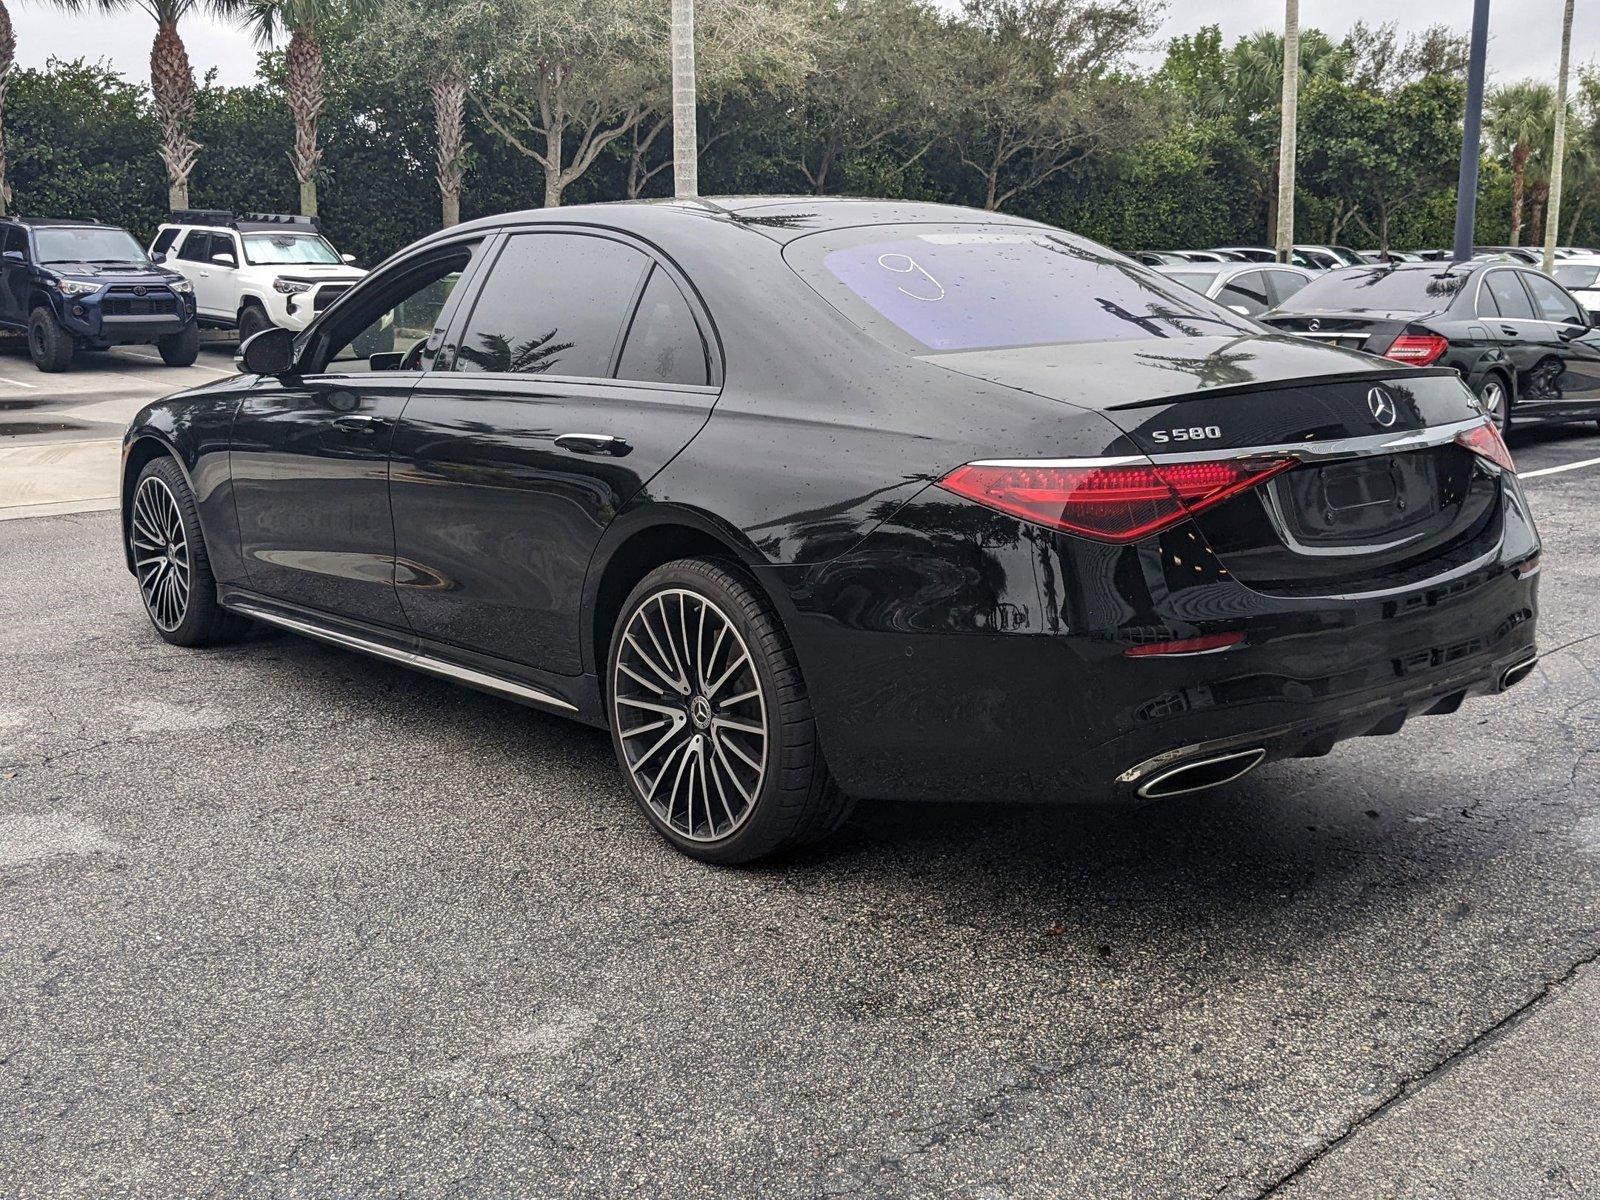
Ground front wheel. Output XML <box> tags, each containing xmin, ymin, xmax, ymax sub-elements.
<box><xmin>237</xmin><ymin>304</ymin><xmax>272</xmax><ymax>343</ymax></box>
<box><xmin>128</xmin><ymin>456</ymin><xmax>251</xmax><ymax>647</ymax></box>
<box><xmin>27</xmin><ymin>307</ymin><xmax>74</xmax><ymax>372</ymax></box>
<box><xmin>607</xmin><ymin>558</ymin><xmax>853</xmax><ymax>864</ymax></box>
<box><xmin>157</xmin><ymin>322</ymin><xmax>199</xmax><ymax>366</ymax></box>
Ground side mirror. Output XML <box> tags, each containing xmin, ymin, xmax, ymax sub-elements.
<box><xmin>2</xmin><ymin>250</ymin><xmax>21</xmax><ymax>263</ymax></box>
<box><xmin>211</xmin><ymin>253</ymin><xmax>237</xmax><ymax>268</ymax></box>
<box><xmin>1226</xmin><ymin>304</ymin><xmax>1252</xmax><ymax>316</ymax></box>
<box><xmin>150</xmin><ymin>250</ymin><xmax>167</xmax><ymax>264</ymax></box>
<box><xmin>238</xmin><ymin>326</ymin><xmax>295</xmax><ymax>376</ymax></box>
<box><xmin>341</xmin><ymin>253</ymin><xmax>357</xmax><ymax>265</ymax></box>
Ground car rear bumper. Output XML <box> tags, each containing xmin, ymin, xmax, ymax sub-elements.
<box><xmin>784</xmin><ymin>483</ymin><xmax>1540</xmax><ymax>804</ymax></box>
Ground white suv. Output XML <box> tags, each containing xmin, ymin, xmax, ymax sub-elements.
<box><xmin>150</xmin><ymin>210</ymin><xmax>367</xmax><ymax>340</ymax></box>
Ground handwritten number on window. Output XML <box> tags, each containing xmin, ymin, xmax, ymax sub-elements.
<box><xmin>877</xmin><ymin>253</ymin><xmax>945</xmax><ymax>302</ymax></box>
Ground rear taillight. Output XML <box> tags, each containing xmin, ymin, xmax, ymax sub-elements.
<box><xmin>1455</xmin><ymin>421</ymin><xmax>1516</xmax><ymax>473</ymax></box>
<box><xmin>1383</xmin><ymin>332</ymin><xmax>1449</xmax><ymax>365</ymax></box>
<box><xmin>937</xmin><ymin>457</ymin><xmax>1295</xmax><ymax>544</ymax></box>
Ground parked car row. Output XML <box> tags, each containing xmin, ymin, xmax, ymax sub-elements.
<box><xmin>0</xmin><ymin>211</ymin><xmax>365</xmax><ymax>372</ymax></box>
<box><xmin>1133</xmin><ymin>243</ymin><xmax>1599</xmax><ymax>272</ymax></box>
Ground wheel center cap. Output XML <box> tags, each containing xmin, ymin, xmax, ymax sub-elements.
<box><xmin>689</xmin><ymin>695</ymin><xmax>712</xmax><ymax>730</ymax></box>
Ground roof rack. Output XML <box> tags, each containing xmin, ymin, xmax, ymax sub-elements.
<box><xmin>0</xmin><ymin>215</ymin><xmax>102</xmax><ymax>226</ymax></box>
<box><xmin>168</xmin><ymin>209</ymin><xmax>322</xmax><ymax>233</ymax></box>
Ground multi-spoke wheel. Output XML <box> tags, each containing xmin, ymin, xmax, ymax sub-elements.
<box><xmin>126</xmin><ymin>456</ymin><xmax>250</xmax><ymax>647</ymax></box>
<box><xmin>1476</xmin><ymin>375</ymin><xmax>1511</xmax><ymax>432</ymax></box>
<box><xmin>131</xmin><ymin>474</ymin><xmax>191</xmax><ymax>632</ymax></box>
<box><xmin>607</xmin><ymin>558</ymin><xmax>854</xmax><ymax>863</ymax></box>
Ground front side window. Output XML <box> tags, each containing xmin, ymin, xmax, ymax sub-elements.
<box><xmin>1484</xmin><ymin>271</ymin><xmax>1536</xmax><ymax>320</ymax></box>
<box><xmin>616</xmin><ymin>267</ymin><xmax>709</xmax><ymax>386</ymax></box>
<box><xmin>34</xmin><ymin>226</ymin><xmax>147</xmax><ymax>264</ymax></box>
<box><xmin>788</xmin><ymin>224</ymin><xmax>1254</xmax><ymax>354</ymax></box>
<box><xmin>1264</xmin><ymin>270</ymin><xmax>1310</xmax><ymax>306</ymax></box>
<box><xmin>1521</xmin><ymin>271</ymin><xmax>1585</xmax><ymax>323</ymax></box>
<box><xmin>323</xmin><ymin>244</ymin><xmax>477</xmax><ymax>374</ymax></box>
<box><xmin>243</xmin><ymin>232</ymin><xmax>341</xmax><ymax>265</ymax></box>
<box><xmin>454</xmin><ymin>233</ymin><xmax>650</xmax><ymax>377</ymax></box>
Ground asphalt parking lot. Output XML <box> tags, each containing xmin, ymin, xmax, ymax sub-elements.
<box><xmin>2</xmin><ymin>353</ymin><xmax>1600</xmax><ymax>1198</ymax></box>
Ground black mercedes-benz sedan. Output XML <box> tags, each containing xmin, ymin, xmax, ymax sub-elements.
<box><xmin>1261</xmin><ymin>259</ymin><xmax>1600</xmax><ymax>431</ymax></box>
<box><xmin>120</xmin><ymin>199</ymin><xmax>1541</xmax><ymax>862</ymax></box>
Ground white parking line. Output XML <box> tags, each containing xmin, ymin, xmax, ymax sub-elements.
<box><xmin>119</xmin><ymin>351</ymin><xmax>235</xmax><ymax>376</ymax></box>
<box><xmin>1522</xmin><ymin>454</ymin><xmax>1600</xmax><ymax>480</ymax></box>
<box><xmin>0</xmin><ymin>374</ymin><xmax>38</xmax><ymax>389</ymax></box>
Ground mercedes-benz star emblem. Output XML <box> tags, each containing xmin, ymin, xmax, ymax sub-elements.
<box><xmin>1308</xmin><ymin>318</ymin><xmax>1321</xmax><ymax>332</ymax></box>
<box><xmin>1367</xmin><ymin>385</ymin><xmax>1398</xmax><ymax>427</ymax></box>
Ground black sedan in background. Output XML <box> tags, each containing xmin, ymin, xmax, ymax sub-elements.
<box><xmin>1263</xmin><ymin>260</ymin><xmax>1600</xmax><ymax>430</ymax></box>
<box><xmin>121</xmin><ymin>200</ymin><xmax>1539</xmax><ymax>863</ymax></box>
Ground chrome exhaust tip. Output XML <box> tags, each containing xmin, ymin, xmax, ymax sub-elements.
<box><xmin>1499</xmin><ymin>655</ymin><xmax>1538</xmax><ymax>692</ymax></box>
<box><xmin>1135</xmin><ymin>747</ymin><xmax>1267</xmax><ymax>800</ymax></box>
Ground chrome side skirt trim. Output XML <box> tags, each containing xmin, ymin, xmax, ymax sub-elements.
<box><xmin>229</xmin><ymin>601</ymin><xmax>579</xmax><ymax>714</ymax></box>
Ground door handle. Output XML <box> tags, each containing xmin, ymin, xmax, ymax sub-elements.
<box><xmin>333</xmin><ymin>413</ymin><xmax>383</xmax><ymax>435</ymax></box>
<box><xmin>555</xmin><ymin>433</ymin><xmax>631</xmax><ymax>456</ymax></box>
<box><xmin>1500</xmin><ymin>325</ymin><xmax>1520</xmax><ymax>336</ymax></box>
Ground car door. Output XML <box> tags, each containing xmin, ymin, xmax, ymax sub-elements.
<box><xmin>177</xmin><ymin>232</ymin><xmax>228</xmax><ymax>318</ymax></box>
<box><xmin>1518</xmin><ymin>269</ymin><xmax>1600</xmax><ymax>408</ymax></box>
<box><xmin>388</xmin><ymin>228</ymin><xmax>720</xmax><ymax>676</ymax></box>
<box><xmin>0</xmin><ymin>225</ymin><xmax>28</xmax><ymax>327</ymax></box>
<box><xmin>228</xmin><ymin>236</ymin><xmax>486</xmax><ymax>628</ymax></box>
<box><xmin>1477</xmin><ymin>268</ymin><xmax>1549</xmax><ymax>412</ymax></box>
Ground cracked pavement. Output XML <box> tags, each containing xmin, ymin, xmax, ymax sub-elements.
<box><xmin>1</xmin><ymin>424</ymin><xmax>1598</xmax><ymax>1199</ymax></box>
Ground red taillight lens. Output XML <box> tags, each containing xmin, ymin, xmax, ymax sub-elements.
<box><xmin>1455</xmin><ymin>420</ymin><xmax>1515</xmax><ymax>473</ymax></box>
<box><xmin>1383</xmin><ymin>332</ymin><xmax>1449</xmax><ymax>365</ymax></box>
<box><xmin>1124</xmin><ymin>632</ymin><xmax>1245</xmax><ymax>658</ymax></box>
<box><xmin>937</xmin><ymin>457</ymin><xmax>1295</xmax><ymax>543</ymax></box>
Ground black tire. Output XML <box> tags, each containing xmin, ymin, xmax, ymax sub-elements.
<box><xmin>128</xmin><ymin>456</ymin><xmax>251</xmax><ymax>648</ymax></box>
<box><xmin>27</xmin><ymin>306</ymin><xmax>74</xmax><ymax>372</ymax></box>
<box><xmin>1476</xmin><ymin>373</ymin><xmax>1511</xmax><ymax>432</ymax></box>
<box><xmin>237</xmin><ymin>303</ymin><xmax>272</xmax><ymax>343</ymax></box>
<box><xmin>157</xmin><ymin>322</ymin><xmax>200</xmax><ymax>366</ymax></box>
<box><xmin>606</xmin><ymin>557</ymin><xmax>854</xmax><ymax>864</ymax></box>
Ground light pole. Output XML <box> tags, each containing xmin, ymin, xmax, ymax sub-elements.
<box><xmin>1453</xmin><ymin>0</ymin><xmax>1492</xmax><ymax>262</ymax></box>
<box><xmin>671</xmin><ymin>0</ymin><xmax>698</xmax><ymax>199</ymax></box>
<box><xmin>1542</xmin><ymin>0</ymin><xmax>1577</xmax><ymax>273</ymax></box>
<box><xmin>1274</xmin><ymin>0</ymin><xmax>1299</xmax><ymax>263</ymax></box>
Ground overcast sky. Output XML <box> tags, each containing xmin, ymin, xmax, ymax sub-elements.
<box><xmin>10</xmin><ymin>0</ymin><xmax>1597</xmax><ymax>89</ymax></box>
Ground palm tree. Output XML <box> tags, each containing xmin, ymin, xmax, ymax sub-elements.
<box><xmin>0</xmin><ymin>2</ymin><xmax>14</xmax><ymax>214</ymax></box>
<box><xmin>45</xmin><ymin>0</ymin><xmax>238</xmax><ymax>209</ymax></box>
<box><xmin>237</xmin><ymin>0</ymin><xmax>345</xmax><ymax>216</ymax></box>
<box><xmin>1488</xmin><ymin>81</ymin><xmax>1557</xmax><ymax>247</ymax></box>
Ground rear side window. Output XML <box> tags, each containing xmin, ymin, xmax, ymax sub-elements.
<box><xmin>1484</xmin><ymin>271</ymin><xmax>1536</xmax><ymax>319</ymax></box>
<box><xmin>616</xmin><ymin>267</ymin><xmax>709</xmax><ymax>386</ymax></box>
<box><xmin>787</xmin><ymin>224</ymin><xmax>1253</xmax><ymax>353</ymax></box>
<box><xmin>1521</xmin><ymin>271</ymin><xmax>1585</xmax><ymax>323</ymax></box>
<box><xmin>151</xmin><ymin>228</ymin><xmax>179</xmax><ymax>256</ymax></box>
<box><xmin>454</xmin><ymin>233</ymin><xmax>649</xmax><ymax>378</ymax></box>
<box><xmin>1275</xmin><ymin>266</ymin><xmax>1469</xmax><ymax>314</ymax></box>
<box><xmin>1264</xmin><ymin>270</ymin><xmax>1309</xmax><ymax>306</ymax></box>
<box><xmin>1217</xmin><ymin>271</ymin><xmax>1270</xmax><ymax>315</ymax></box>
<box><xmin>2</xmin><ymin>225</ymin><xmax>24</xmax><ymax>257</ymax></box>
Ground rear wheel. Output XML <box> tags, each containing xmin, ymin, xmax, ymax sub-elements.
<box><xmin>157</xmin><ymin>322</ymin><xmax>199</xmax><ymax>366</ymax></box>
<box><xmin>607</xmin><ymin>558</ymin><xmax>853</xmax><ymax>864</ymax></box>
<box><xmin>1476</xmin><ymin>374</ymin><xmax>1510</xmax><ymax>431</ymax></box>
<box><xmin>128</xmin><ymin>456</ymin><xmax>250</xmax><ymax>647</ymax></box>
<box><xmin>27</xmin><ymin>307</ymin><xmax>74</xmax><ymax>372</ymax></box>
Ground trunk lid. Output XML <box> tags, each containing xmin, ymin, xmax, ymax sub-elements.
<box><xmin>928</xmin><ymin>335</ymin><xmax>1498</xmax><ymax>590</ymax></box>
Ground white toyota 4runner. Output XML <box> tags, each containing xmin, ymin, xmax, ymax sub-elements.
<box><xmin>150</xmin><ymin>210</ymin><xmax>367</xmax><ymax>340</ymax></box>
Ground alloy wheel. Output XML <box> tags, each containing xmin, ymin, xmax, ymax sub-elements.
<box><xmin>612</xmin><ymin>588</ymin><xmax>768</xmax><ymax>843</ymax></box>
<box><xmin>1481</xmin><ymin>379</ymin><xmax>1509</xmax><ymax>430</ymax></box>
<box><xmin>130</xmin><ymin>475</ymin><xmax>191</xmax><ymax>632</ymax></box>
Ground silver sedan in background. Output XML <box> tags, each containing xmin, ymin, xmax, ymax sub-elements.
<box><xmin>1155</xmin><ymin>260</ymin><xmax>1319</xmax><ymax>317</ymax></box>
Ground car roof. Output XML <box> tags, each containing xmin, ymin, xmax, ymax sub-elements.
<box><xmin>1157</xmin><ymin>261</ymin><xmax>1309</xmax><ymax>278</ymax></box>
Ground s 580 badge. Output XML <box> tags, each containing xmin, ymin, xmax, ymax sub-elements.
<box><xmin>1151</xmin><ymin>425</ymin><xmax>1223</xmax><ymax>444</ymax></box>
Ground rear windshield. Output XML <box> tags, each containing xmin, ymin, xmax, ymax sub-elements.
<box><xmin>1163</xmin><ymin>271</ymin><xmax>1215</xmax><ymax>292</ymax></box>
<box><xmin>1554</xmin><ymin>263</ymin><xmax>1600</xmax><ymax>289</ymax></box>
<box><xmin>786</xmin><ymin>224</ymin><xmax>1255</xmax><ymax>353</ymax></box>
<box><xmin>1273</xmin><ymin>266</ymin><xmax>1470</xmax><ymax>314</ymax></box>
